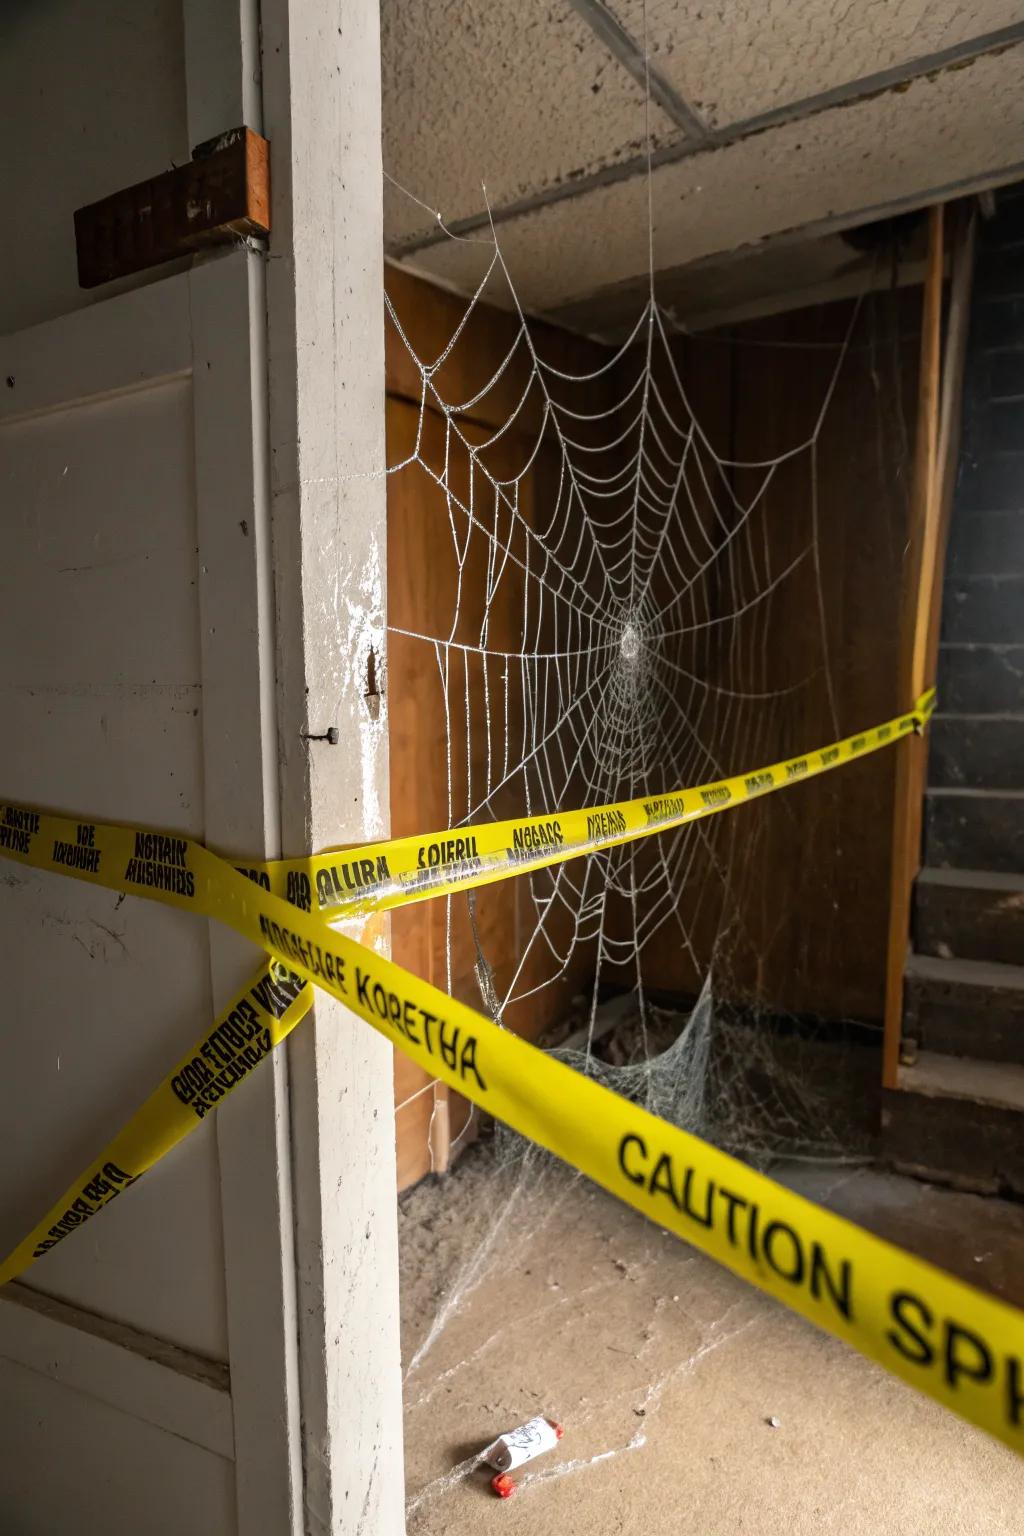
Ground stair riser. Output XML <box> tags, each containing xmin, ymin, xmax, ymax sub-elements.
<box><xmin>941</xmin><ymin>576</ymin><xmax>1024</xmax><ymax>644</ymax></box>
<box><xmin>957</xmin><ymin>451</ymin><xmax>1024</xmax><ymax>511</ymax></box>
<box><xmin>971</xmin><ymin>300</ymin><xmax>1024</xmax><ymax>357</ymax></box>
<box><xmin>925</xmin><ymin>793</ymin><xmax>1024</xmax><ymax>873</ymax></box>
<box><xmin>937</xmin><ymin>645</ymin><xmax>1024</xmax><ymax>713</ymax></box>
<box><xmin>929</xmin><ymin>715</ymin><xmax>1024</xmax><ymax>790</ymax></box>
<box><xmin>946</xmin><ymin>510</ymin><xmax>1024</xmax><ymax>577</ymax></box>
<box><xmin>983</xmin><ymin>189</ymin><xmax>1024</xmax><ymax>247</ymax></box>
<box><xmin>974</xmin><ymin>241</ymin><xmax>1024</xmax><ymax>299</ymax></box>
<box><xmin>881</xmin><ymin>1088</ymin><xmax>1024</xmax><ymax>1197</ymax></box>
<box><xmin>989</xmin><ymin>350</ymin><xmax>1024</xmax><ymax>402</ymax></box>
<box><xmin>982</xmin><ymin>400</ymin><xmax>1024</xmax><ymax>453</ymax></box>
<box><xmin>903</xmin><ymin>974</ymin><xmax>1024</xmax><ymax>1064</ymax></box>
<box><xmin>915</xmin><ymin>881</ymin><xmax>1024</xmax><ymax>968</ymax></box>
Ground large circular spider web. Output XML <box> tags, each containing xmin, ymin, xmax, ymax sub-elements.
<box><xmin>384</xmin><ymin>216</ymin><xmax>871</xmax><ymax>1184</ymax></box>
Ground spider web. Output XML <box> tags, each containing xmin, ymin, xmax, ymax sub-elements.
<box><xmin>381</xmin><ymin>215</ymin><xmax>912</xmax><ymax>1522</ymax></box>
<box><xmin>376</xmin><ymin>3</ymin><xmax>917</xmax><ymax>1510</ymax></box>
<box><xmin>384</xmin><ymin>201</ymin><xmax>869</xmax><ymax>1187</ymax></box>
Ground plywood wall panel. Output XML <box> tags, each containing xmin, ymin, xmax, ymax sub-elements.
<box><xmin>387</xmin><ymin>273</ymin><xmax>918</xmax><ymax>1188</ymax></box>
<box><xmin>386</xmin><ymin>291</ymin><xmax>608</xmax><ymax>1185</ymax></box>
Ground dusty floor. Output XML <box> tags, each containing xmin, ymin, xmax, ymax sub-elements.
<box><xmin>399</xmin><ymin>1137</ymin><xmax>1024</xmax><ymax>1534</ymax></box>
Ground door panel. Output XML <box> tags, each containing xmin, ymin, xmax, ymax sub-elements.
<box><xmin>0</xmin><ymin>252</ymin><xmax>294</xmax><ymax>1531</ymax></box>
<box><xmin>0</xmin><ymin>1357</ymin><xmax>235</xmax><ymax>1536</ymax></box>
<box><xmin>0</xmin><ymin>280</ymin><xmax>228</xmax><ymax>1361</ymax></box>
<box><xmin>0</xmin><ymin>0</ymin><xmax>190</xmax><ymax>335</ymax></box>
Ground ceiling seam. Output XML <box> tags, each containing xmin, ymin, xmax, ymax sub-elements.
<box><xmin>557</xmin><ymin>156</ymin><xmax>1024</xmax><ymax>322</ymax></box>
<box><xmin>718</xmin><ymin>22</ymin><xmax>1024</xmax><ymax>142</ymax></box>
<box><xmin>562</xmin><ymin>0</ymin><xmax>709</xmax><ymax>142</ymax></box>
<box><xmin>390</xmin><ymin>22</ymin><xmax>1024</xmax><ymax>258</ymax></box>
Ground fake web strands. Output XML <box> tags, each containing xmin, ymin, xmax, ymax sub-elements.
<box><xmin>383</xmin><ymin>176</ymin><xmax>866</xmax><ymax>1179</ymax></box>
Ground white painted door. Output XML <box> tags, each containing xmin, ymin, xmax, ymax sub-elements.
<box><xmin>0</xmin><ymin>251</ymin><xmax>301</xmax><ymax>1533</ymax></box>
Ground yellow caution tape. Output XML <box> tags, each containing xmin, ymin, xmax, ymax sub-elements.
<box><xmin>0</xmin><ymin>961</ymin><xmax>311</xmax><ymax>1285</ymax></box>
<box><xmin>9</xmin><ymin>685</ymin><xmax>1023</xmax><ymax>1463</ymax></box>
<box><xmin>261</xmin><ymin>688</ymin><xmax>938</xmax><ymax>921</ymax></box>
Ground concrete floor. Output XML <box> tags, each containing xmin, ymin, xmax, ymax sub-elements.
<box><xmin>399</xmin><ymin>1139</ymin><xmax>1024</xmax><ymax>1534</ymax></box>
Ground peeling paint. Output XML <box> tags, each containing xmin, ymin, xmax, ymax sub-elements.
<box><xmin>352</xmin><ymin>533</ymin><xmax>388</xmax><ymax>842</ymax></box>
<box><xmin>403</xmin><ymin>49</ymin><xmax>1024</xmax><ymax>313</ymax></box>
<box><xmin>320</xmin><ymin>532</ymin><xmax>389</xmax><ymax>842</ymax></box>
<box><xmin>615</xmin><ymin>0</ymin><xmax>1024</xmax><ymax>128</ymax></box>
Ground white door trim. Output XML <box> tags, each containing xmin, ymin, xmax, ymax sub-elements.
<box><xmin>181</xmin><ymin>4</ymin><xmax>305</xmax><ymax>1528</ymax></box>
<box><xmin>190</xmin><ymin>247</ymin><xmax>305</xmax><ymax>1535</ymax></box>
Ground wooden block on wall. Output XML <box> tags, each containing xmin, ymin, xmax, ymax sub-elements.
<box><xmin>74</xmin><ymin>127</ymin><xmax>270</xmax><ymax>289</ymax></box>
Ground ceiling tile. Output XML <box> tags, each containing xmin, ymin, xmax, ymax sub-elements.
<box><xmin>397</xmin><ymin>50</ymin><xmax>1024</xmax><ymax>313</ymax></box>
<box><xmin>382</xmin><ymin>0</ymin><xmax>679</xmax><ymax>248</ymax></box>
<box><xmin>609</xmin><ymin>0</ymin><xmax>1024</xmax><ymax>128</ymax></box>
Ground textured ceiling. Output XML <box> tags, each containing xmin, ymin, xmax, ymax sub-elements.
<box><xmin>381</xmin><ymin>0</ymin><xmax>677</xmax><ymax>248</ymax></box>
<box><xmin>382</xmin><ymin>1</ymin><xmax>1024</xmax><ymax>328</ymax></box>
<box><xmin>613</xmin><ymin>0</ymin><xmax>1024</xmax><ymax>127</ymax></box>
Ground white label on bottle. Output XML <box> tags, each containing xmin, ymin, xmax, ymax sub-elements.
<box><xmin>483</xmin><ymin>1417</ymin><xmax>559</xmax><ymax>1472</ymax></box>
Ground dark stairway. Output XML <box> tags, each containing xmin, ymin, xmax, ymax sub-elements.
<box><xmin>882</xmin><ymin>188</ymin><xmax>1024</xmax><ymax>1195</ymax></box>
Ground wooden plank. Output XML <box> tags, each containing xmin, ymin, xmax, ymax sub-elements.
<box><xmin>74</xmin><ymin>128</ymin><xmax>270</xmax><ymax>289</ymax></box>
<box><xmin>914</xmin><ymin>205</ymin><xmax>978</xmax><ymax>694</ymax></box>
<box><xmin>882</xmin><ymin>203</ymin><xmax>953</xmax><ymax>1089</ymax></box>
<box><xmin>638</xmin><ymin>295</ymin><xmax>926</xmax><ymax>1021</ymax></box>
<box><xmin>927</xmin><ymin>205</ymin><xmax>978</xmax><ymax>676</ymax></box>
<box><xmin>387</xmin><ymin>379</ymin><xmax>594</xmax><ymax>1188</ymax></box>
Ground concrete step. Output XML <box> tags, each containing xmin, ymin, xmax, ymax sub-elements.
<box><xmin>946</xmin><ymin>510</ymin><xmax>1024</xmax><ymax>577</ymax></box>
<box><xmin>902</xmin><ymin>951</ymin><xmax>1024</xmax><ymax>1063</ymax></box>
<box><xmin>940</xmin><ymin>573</ymin><xmax>1024</xmax><ymax>644</ymax></box>
<box><xmin>925</xmin><ymin>787</ymin><xmax>1024</xmax><ymax>872</ymax></box>
<box><xmin>937</xmin><ymin>644</ymin><xmax>1024</xmax><ymax>713</ymax></box>
<box><xmin>915</xmin><ymin>866</ymin><xmax>1024</xmax><ymax>967</ymax></box>
<box><xmin>882</xmin><ymin>1051</ymin><xmax>1024</xmax><ymax>1195</ymax></box>
<box><xmin>928</xmin><ymin>713</ymin><xmax>1024</xmax><ymax>790</ymax></box>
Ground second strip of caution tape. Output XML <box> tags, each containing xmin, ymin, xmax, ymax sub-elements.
<box><xmin>7</xmin><ymin>685</ymin><xmax>1022</xmax><ymax>1462</ymax></box>
<box><xmin>257</xmin><ymin>688</ymin><xmax>936</xmax><ymax>922</ymax></box>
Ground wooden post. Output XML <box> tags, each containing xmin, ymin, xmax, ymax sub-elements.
<box><xmin>261</xmin><ymin>0</ymin><xmax>406</xmax><ymax>1528</ymax></box>
<box><xmin>881</xmin><ymin>204</ymin><xmax>943</xmax><ymax>1090</ymax></box>
<box><xmin>929</xmin><ymin>206</ymin><xmax>978</xmax><ymax>674</ymax></box>
<box><xmin>881</xmin><ymin>202</ymin><xmax>976</xmax><ymax>1089</ymax></box>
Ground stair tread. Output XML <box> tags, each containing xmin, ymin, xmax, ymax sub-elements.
<box><xmin>939</xmin><ymin>642</ymin><xmax>1024</xmax><ymax>651</ymax></box>
<box><xmin>932</xmin><ymin>711</ymin><xmax>1024</xmax><ymax>721</ymax></box>
<box><xmin>897</xmin><ymin>1051</ymin><xmax>1024</xmax><ymax>1113</ymax></box>
<box><xmin>905</xmin><ymin>951</ymin><xmax>1024</xmax><ymax>990</ymax></box>
<box><xmin>916</xmin><ymin>865</ymin><xmax>1024</xmax><ymax>892</ymax></box>
<box><xmin>926</xmin><ymin>785</ymin><xmax>1024</xmax><ymax>799</ymax></box>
